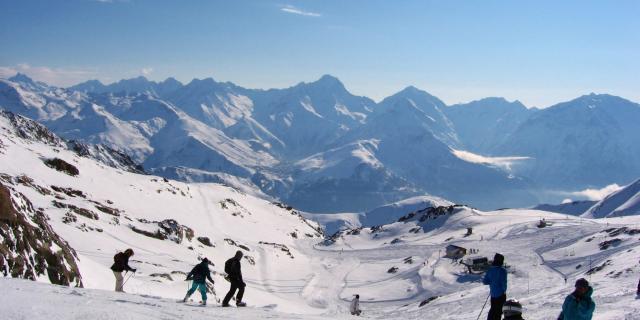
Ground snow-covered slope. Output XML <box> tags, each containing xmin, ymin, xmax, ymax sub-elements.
<box><xmin>2</xmin><ymin>114</ymin><xmax>640</xmax><ymax>319</ymax></box>
<box><xmin>582</xmin><ymin>178</ymin><xmax>640</xmax><ymax>218</ymax></box>
<box><xmin>445</xmin><ymin>97</ymin><xmax>535</xmax><ymax>154</ymax></box>
<box><xmin>0</xmin><ymin>112</ymin><xmax>325</xmax><ymax>314</ymax></box>
<box><xmin>495</xmin><ymin>94</ymin><xmax>640</xmax><ymax>192</ymax></box>
<box><xmin>533</xmin><ymin>200</ymin><xmax>597</xmax><ymax>216</ymax></box>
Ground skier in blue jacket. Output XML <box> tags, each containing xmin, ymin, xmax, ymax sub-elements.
<box><xmin>557</xmin><ymin>278</ymin><xmax>595</xmax><ymax>320</ymax></box>
<box><xmin>483</xmin><ymin>253</ymin><xmax>507</xmax><ymax>320</ymax></box>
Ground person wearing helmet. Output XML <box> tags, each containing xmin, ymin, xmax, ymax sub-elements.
<box><xmin>183</xmin><ymin>257</ymin><xmax>215</xmax><ymax>305</ymax></box>
<box><xmin>502</xmin><ymin>299</ymin><xmax>524</xmax><ymax>320</ymax></box>
<box><xmin>557</xmin><ymin>278</ymin><xmax>595</xmax><ymax>320</ymax></box>
<box><xmin>110</xmin><ymin>248</ymin><xmax>136</xmax><ymax>292</ymax></box>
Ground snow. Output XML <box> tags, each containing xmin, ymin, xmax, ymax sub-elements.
<box><xmin>583</xmin><ymin>179</ymin><xmax>640</xmax><ymax>218</ymax></box>
<box><xmin>2</xmin><ymin>79</ymin><xmax>640</xmax><ymax>320</ymax></box>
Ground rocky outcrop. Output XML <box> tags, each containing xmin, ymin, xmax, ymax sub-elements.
<box><xmin>44</xmin><ymin>158</ymin><xmax>79</xmax><ymax>176</ymax></box>
<box><xmin>0</xmin><ymin>181</ymin><xmax>82</xmax><ymax>287</ymax></box>
<box><xmin>130</xmin><ymin>219</ymin><xmax>194</xmax><ymax>244</ymax></box>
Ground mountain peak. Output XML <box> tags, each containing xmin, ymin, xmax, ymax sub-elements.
<box><xmin>308</xmin><ymin>74</ymin><xmax>345</xmax><ymax>89</ymax></box>
<box><xmin>8</xmin><ymin>72</ymin><xmax>35</xmax><ymax>84</ymax></box>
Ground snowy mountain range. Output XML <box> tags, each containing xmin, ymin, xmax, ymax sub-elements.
<box><xmin>1</xmin><ymin>111</ymin><xmax>639</xmax><ymax>319</ymax></box>
<box><xmin>2</xmin><ymin>73</ymin><xmax>640</xmax><ymax>212</ymax></box>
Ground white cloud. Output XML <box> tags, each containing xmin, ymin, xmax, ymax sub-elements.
<box><xmin>570</xmin><ymin>184</ymin><xmax>622</xmax><ymax>201</ymax></box>
<box><xmin>141</xmin><ymin>67</ymin><xmax>154</xmax><ymax>76</ymax></box>
<box><xmin>280</xmin><ymin>5</ymin><xmax>321</xmax><ymax>17</ymax></box>
<box><xmin>451</xmin><ymin>149</ymin><xmax>531</xmax><ymax>172</ymax></box>
<box><xmin>0</xmin><ymin>64</ymin><xmax>97</xmax><ymax>87</ymax></box>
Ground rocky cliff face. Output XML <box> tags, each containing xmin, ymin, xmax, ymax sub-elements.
<box><xmin>0</xmin><ymin>178</ymin><xmax>82</xmax><ymax>287</ymax></box>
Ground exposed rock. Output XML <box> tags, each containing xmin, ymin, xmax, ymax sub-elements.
<box><xmin>387</xmin><ymin>266</ymin><xmax>399</xmax><ymax>274</ymax></box>
<box><xmin>0</xmin><ymin>182</ymin><xmax>82</xmax><ymax>286</ymax></box>
<box><xmin>599</xmin><ymin>238</ymin><xmax>622</xmax><ymax>250</ymax></box>
<box><xmin>44</xmin><ymin>158</ymin><xmax>79</xmax><ymax>176</ymax></box>
<box><xmin>0</xmin><ymin>110</ymin><xmax>64</xmax><ymax>147</ymax></box>
<box><xmin>50</xmin><ymin>186</ymin><xmax>85</xmax><ymax>198</ymax></box>
<box><xmin>197</xmin><ymin>236</ymin><xmax>214</xmax><ymax>247</ymax></box>
<box><xmin>68</xmin><ymin>140</ymin><xmax>146</xmax><ymax>174</ymax></box>
<box><xmin>259</xmin><ymin>241</ymin><xmax>294</xmax><ymax>259</ymax></box>
<box><xmin>419</xmin><ymin>296</ymin><xmax>439</xmax><ymax>307</ymax></box>
<box><xmin>224</xmin><ymin>238</ymin><xmax>250</xmax><ymax>251</ymax></box>
<box><xmin>16</xmin><ymin>175</ymin><xmax>51</xmax><ymax>196</ymax></box>
<box><xmin>52</xmin><ymin>201</ymin><xmax>98</xmax><ymax>220</ymax></box>
<box><xmin>129</xmin><ymin>219</ymin><xmax>194</xmax><ymax>244</ymax></box>
<box><xmin>94</xmin><ymin>204</ymin><xmax>121</xmax><ymax>217</ymax></box>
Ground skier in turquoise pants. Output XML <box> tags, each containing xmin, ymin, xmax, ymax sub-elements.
<box><xmin>183</xmin><ymin>258</ymin><xmax>215</xmax><ymax>305</ymax></box>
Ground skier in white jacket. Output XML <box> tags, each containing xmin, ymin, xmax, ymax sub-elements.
<box><xmin>350</xmin><ymin>294</ymin><xmax>362</xmax><ymax>316</ymax></box>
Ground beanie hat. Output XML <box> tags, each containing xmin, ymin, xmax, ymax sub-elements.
<box><xmin>502</xmin><ymin>299</ymin><xmax>522</xmax><ymax>316</ymax></box>
<box><xmin>575</xmin><ymin>278</ymin><xmax>589</xmax><ymax>288</ymax></box>
<box><xmin>493</xmin><ymin>253</ymin><xmax>505</xmax><ymax>266</ymax></box>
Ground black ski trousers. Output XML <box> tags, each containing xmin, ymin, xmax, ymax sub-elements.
<box><xmin>487</xmin><ymin>294</ymin><xmax>506</xmax><ymax>320</ymax></box>
<box><xmin>223</xmin><ymin>280</ymin><xmax>246</xmax><ymax>305</ymax></box>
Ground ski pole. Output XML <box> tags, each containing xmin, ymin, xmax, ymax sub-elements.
<box><xmin>476</xmin><ymin>294</ymin><xmax>490</xmax><ymax>320</ymax></box>
<box><xmin>122</xmin><ymin>271</ymin><xmax>135</xmax><ymax>289</ymax></box>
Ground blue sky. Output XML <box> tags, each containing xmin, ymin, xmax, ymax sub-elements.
<box><xmin>0</xmin><ymin>0</ymin><xmax>638</xmax><ymax>107</ymax></box>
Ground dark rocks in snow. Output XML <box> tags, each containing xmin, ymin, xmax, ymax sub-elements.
<box><xmin>197</xmin><ymin>236</ymin><xmax>214</xmax><ymax>247</ymax></box>
<box><xmin>419</xmin><ymin>296</ymin><xmax>439</xmax><ymax>307</ymax></box>
<box><xmin>397</xmin><ymin>205</ymin><xmax>462</xmax><ymax>224</ymax></box>
<box><xmin>243</xmin><ymin>255</ymin><xmax>256</xmax><ymax>265</ymax></box>
<box><xmin>599</xmin><ymin>238</ymin><xmax>622</xmax><ymax>250</ymax></box>
<box><xmin>52</xmin><ymin>201</ymin><xmax>98</xmax><ymax>220</ymax></box>
<box><xmin>587</xmin><ymin>259</ymin><xmax>612</xmax><ymax>275</ymax></box>
<box><xmin>51</xmin><ymin>185</ymin><xmax>85</xmax><ymax>198</ymax></box>
<box><xmin>259</xmin><ymin>241</ymin><xmax>294</xmax><ymax>259</ymax></box>
<box><xmin>94</xmin><ymin>204</ymin><xmax>121</xmax><ymax>217</ymax></box>
<box><xmin>44</xmin><ymin>158</ymin><xmax>79</xmax><ymax>176</ymax></box>
<box><xmin>69</xmin><ymin>140</ymin><xmax>146</xmax><ymax>174</ymax></box>
<box><xmin>387</xmin><ymin>266</ymin><xmax>399</xmax><ymax>274</ymax></box>
<box><xmin>0</xmin><ymin>110</ymin><xmax>64</xmax><ymax>147</ymax></box>
<box><xmin>0</xmin><ymin>182</ymin><xmax>82</xmax><ymax>286</ymax></box>
<box><xmin>130</xmin><ymin>219</ymin><xmax>194</xmax><ymax>244</ymax></box>
<box><xmin>604</xmin><ymin>227</ymin><xmax>640</xmax><ymax>237</ymax></box>
<box><xmin>16</xmin><ymin>175</ymin><xmax>51</xmax><ymax>196</ymax></box>
<box><xmin>403</xmin><ymin>256</ymin><xmax>413</xmax><ymax>264</ymax></box>
<box><xmin>390</xmin><ymin>238</ymin><xmax>402</xmax><ymax>245</ymax></box>
<box><xmin>224</xmin><ymin>238</ymin><xmax>250</xmax><ymax>251</ymax></box>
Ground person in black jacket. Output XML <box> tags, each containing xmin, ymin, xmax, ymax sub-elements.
<box><xmin>183</xmin><ymin>258</ymin><xmax>215</xmax><ymax>305</ymax></box>
<box><xmin>110</xmin><ymin>248</ymin><xmax>136</xmax><ymax>292</ymax></box>
<box><xmin>222</xmin><ymin>251</ymin><xmax>246</xmax><ymax>307</ymax></box>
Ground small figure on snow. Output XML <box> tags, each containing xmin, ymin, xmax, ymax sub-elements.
<box><xmin>183</xmin><ymin>257</ymin><xmax>214</xmax><ymax>305</ymax></box>
<box><xmin>502</xmin><ymin>299</ymin><xmax>524</xmax><ymax>320</ymax></box>
<box><xmin>350</xmin><ymin>294</ymin><xmax>362</xmax><ymax>316</ymax></box>
<box><xmin>483</xmin><ymin>253</ymin><xmax>508</xmax><ymax>320</ymax></box>
<box><xmin>222</xmin><ymin>251</ymin><xmax>247</xmax><ymax>307</ymax></box>
<box><xmin>557</xmin><ymin>278</ymin><xmax>595</xmax><ymax>320</ymax></box>
<box><xmin>110</xmin><ymin>248</ymin><xmax>136</xmax><ymax>292</ymax></box>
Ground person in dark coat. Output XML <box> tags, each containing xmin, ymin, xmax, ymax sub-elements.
<box><xmin>222</xmin><ymin>251</ymin><xmax>247</xmax><ymax>307</ymax></box>
<box><xmin>183</xmin><ymin>258</ymin><xmax>215</xmax><ymax>305</ymax></box>
<box><xmin>110</xmin><ymin>248</ymin><xmax>136</xmax><ymax>292</ymax></box>
<box><xmin>557</xmin><ymin>278</ymin><xmax>595</xmax><ymax>320</ymax></box>
<box><xmin>483</xmin><ymin>253</ymin><xmax>508</xmax><ymax>320</ymax></box>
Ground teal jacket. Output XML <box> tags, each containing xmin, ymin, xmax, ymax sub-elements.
<box><xmin>559</xmin><ymin>287</ymin><xmax>595</xmax><ymax>320</ymax></box>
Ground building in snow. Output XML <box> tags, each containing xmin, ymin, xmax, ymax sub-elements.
<box><xmin>445</xmin><ymin>244</ymin><xmax>467</xmax><ymax>259</ymax></box>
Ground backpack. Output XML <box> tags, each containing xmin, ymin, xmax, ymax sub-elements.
<box><xmin>224</xmin><ymin>258</ymin><xmax>234</xmax><ymax>275</ymax></box>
